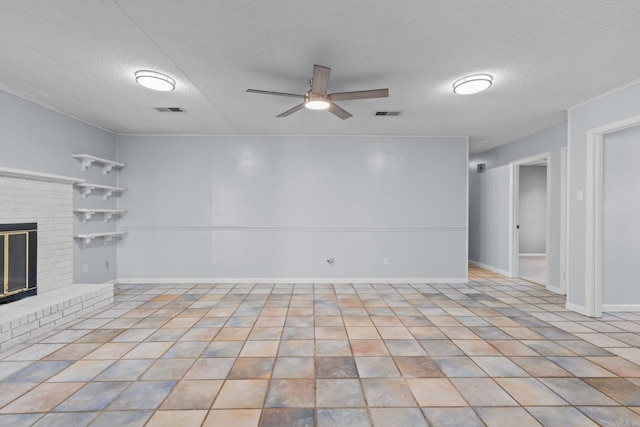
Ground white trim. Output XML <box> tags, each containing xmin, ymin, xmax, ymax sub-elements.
<box><xmin>602</xmin><ymin>304</ymin><xmax>640</xmax><ymax>312</ymax></box>
<box><xmin>465</xmin><ymin>136</ymin><xmax>470</xmax><ymax>283</ymax></box>
<box><xmin>584</xmin><ymin>114</ymin><xmax>640</xmax><ymax>317</ymax></box>
<box><xmin>566</xmin><ymin>78</ymin><xmax>640</xmax><ymax>111</ymax></box>
<box><xmin>565</xmin><ymin>301</ymin><xmax>591</xmax><ymax>317</ymax></box>
<box><xmin>518</xmin><ymin>253</ymin><xmax>546</xmax><ymax>257</ymax></box>
<box><xmin>468</xmin><ymin>260</ymin><xmax>509</xmax><ymax>277</ymax></box>
<box><xmin>546</xmin><ymin>284</ymin><xmax>563</xmax><ymax>295</ymax></box>
<box><xmin>0</xmin><ymin>167</ymin><xmax>84</xmax><ymax>184</ymax></box>
<box><xmin>560</xmin><ymin>146</ymin><xmax>568</xmax><ymax>294</ymax></box>
<box><xmin>116</xmin><ymin>277</ymin><xmax>469</xmax><ymax>285</ymax></box>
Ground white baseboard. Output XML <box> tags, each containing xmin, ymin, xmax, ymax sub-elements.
<box><xmin>602</xmin><ymin>304</ymin><xmax>640</xmax><ymax>312</ymax></box>
<box><xmin>565</xmin><ymin>301</ymin><xmax>592</xmax><ymax>317</ymax></box>
<box><xmin>116</xmin><ymin>277</ymin><xmax>469</xmax><ymax>285</ymax></box>
<box><xmin>468</xmin><ymin>260</ymin><xmax>509</xmax><ymax>277</ymax></box>
<box><xmin>545</xmin><ymin>284</ymin><xmax>564</xmax><ymax>295</ymax></box>
<box><xmin>518</xmin><ymin>253</ymin><xmax>546</xmax><ymax>257</ymax></box>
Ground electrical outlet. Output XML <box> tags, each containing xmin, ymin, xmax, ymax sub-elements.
<box><xmin>326</xmin><ymin>258</ymin><xmax>335</xmax><ymax>265</ymax></box>
<box><xmin>211</xmin><ymin>257</ymin><xmax>217</xmax><ymax>265</ymax></box>
<box><xmin>82</xmin><ymin>264</ymin><xmax>88</xmax><ymax>274</ymax></box>
<box><xmin>383</xmin><ymin>257</ymin><xmax>389</xmax><ymax>265</ymax></box>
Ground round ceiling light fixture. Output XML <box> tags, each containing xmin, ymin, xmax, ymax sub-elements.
<box><xmin>305</xmin><ymin>93</ymin><xmax>330</xmax><ymax>110</ymax></box>
<box><xmin>135</xmin><ymin>70</ymin><xmax>176</xmax><ymax>92</ymax></box>
<box><xmin>453</xmin><ymin>74</ymin><xmax>493</xmax><ymax>95</ymax></box>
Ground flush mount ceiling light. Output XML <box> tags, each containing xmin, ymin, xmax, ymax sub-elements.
<box><xmin>135</xmin><ymin>70</ymin><xmax>175</xmax><ymax>92</ymax></box>
<box><xmin>453</xmin><ymin>74</ymin><xmax>493</xmax><ymax>95</ymax></box>
<box><xmin>304</xmin><ymin>93</ymin><xmax>330</xmax><ymax>110</ymax></box>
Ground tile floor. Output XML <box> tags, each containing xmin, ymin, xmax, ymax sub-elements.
<box><xmin>1</xmin><ymin>268</ymin><xmax>640</xmax><ymax>426</ymax></box>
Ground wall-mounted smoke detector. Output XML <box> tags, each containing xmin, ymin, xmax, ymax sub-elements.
<box><xmin>375</xmin><ymin>111</ymin><xmax>401</xmax><ymax>116</ymax></box>
<box><xmin>154</xmin><ymin>107</ymin><xmax>186</xmax><ymax>113</ymax></box>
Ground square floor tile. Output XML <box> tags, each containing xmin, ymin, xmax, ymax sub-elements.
<box><xmin>315</xmin><ymin>356</ymin><xmax>358</xmax><ymax>378</ymax></box>
<box><xmin>317</xmin><ymin>409</ymin><xmax>370</xmax><ymax>427</ymax></box>
<box><xmin>316</xmin><ymin>379</ymin><xmax>365</xmax><ymax>407</ymax></box>
<box><xmin>229</xmin><ymin>357</ymin><xmax>274</xmax><ymax>379</ymax></box>
<box><xmin>527</xmin><ymin>406</ymin><xmax>599</xmax><ymax>427</ymax></box>
<box><xmin>475</xmin><ymin>407</ymin><xmax>542</xmax><ymax>427</ymax></box>
<box><xmin>202</xmin><ymin>409</ymin><xmax>261</xmax><ymax>427</ymax></box>
<box><xmin>213</xmin><ymin>380</ymin><xmax>269</xmax><ymax>409</ymax></box>
<box><xmin>265</xmin><ymin>378</ymin><xmax>315</xmax><ymax>408</ymax></box>
<box><xmin>258</xmin><ymin>408</ymin><xmax>314</xmax><ymax>427</ymax></box>
<box><xmin>450</xmin><ymin>378</ymin><xmax>517</xmax><ymax>406</ymax></box>
<box><xmin>272</xmin><ymin>357</ymin><xmax>314</xmax><ymax>378</ymax></box>
<box><xmin>406</xmin><ymin>378</ymin><xmax>467</xmax><ymax>407</ymax></box>
<box><xmin>161</xmin><ymin>380</ymin><xmax>223</xmax><ymax>409</ymax></box>
<box><xmin>361</xmin><ymin>378</ymin><xmax>416</xmax><ymax>407</ymax></box>
<box><xmin>369</xmin><ymin>408</ymin><xmax>428</xmax><ymax>427</ymax></box>
<box><xmin>355</xmin><ymin>356</ymin><xmax>400</xmax><ymax>377</ymax></box>
<box><xmin>422</xmin><ymin>407</ymin><xmax>484</xmax><ymax>427</ymax></box>
<box><xmin>145</xmin><ymin>409</ymin><xmax>208</xmax><ymax>427</ymax></box>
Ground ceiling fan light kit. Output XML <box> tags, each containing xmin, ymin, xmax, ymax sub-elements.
<box><xmin>135</xmin><ymin>70</ymin><xmax>176</xmax><ymax>92</ymax></box>
<box><xmin>305</xmin><ymin>93</ymin><xmax>330</xmax><ymax>110</ymax></box>
<box><xmin>247</xmin><ymin>64</ymin><xmax>389</xmax><ymax>120</ymax></box>
<box><xmin>453</xmin><ymin>74</ymin><xmax>493</xmax><ymax>95</ymax></box>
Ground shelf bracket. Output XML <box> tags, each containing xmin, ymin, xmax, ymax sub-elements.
<box><xmin>82</xmin><ymin>211</ymin><xmax>94</xmax><ymax>223</ymax></box>
<box><xmin>80</xmin><ymin>158</ymin><xmax>95</xmax><ymax>172</ymax></box>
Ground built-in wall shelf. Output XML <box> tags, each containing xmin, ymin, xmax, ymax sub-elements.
<box><xmin>74</xmin><ymin>231</ymin><xmax>127</xmax><ymax>246</ymax></box>
<box><xmin>72</xmin><ymin>154</ymin><xmax>125</xmax><ymax>175</ymax></box>
<box><xmin>74</xmin><ymin>208</ymin><xmax>125</xmax><ymax>223</ymax></box>
<box><xmin>75</xmin><ymin>183</ymin><xmax>125</xmax><ymax>200</ymax></box>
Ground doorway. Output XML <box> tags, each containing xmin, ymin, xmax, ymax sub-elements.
<box><xmin>509</xmin><ymin>153</ymin><xmax>550</xmax><ymax>285</ymax></box>
<box><xmin>584</xmin><ymin>116</ymin><xmax>640</xmax><ymax>316</ymax></box>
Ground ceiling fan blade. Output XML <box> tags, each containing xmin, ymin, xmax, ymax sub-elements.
<box><xmin>247</xmin><ymin>89</ymin><xmax>304</xmax><ymax>98</ymax></box>
<box><xmin>277</xmin><ymin>103</ymin><xmax>306</xmax><ymax>117</ymax></box>
<box><xmin>328</xmin><ymin>102</ymin><xmax>352</xmax><ymax>120</ymax></box>
<box><xmin>311</xmin><ymin>65</ymin><xmax>331</xmax><ymax>94</ymax></box>
<box><xmin>329</xmin><ymin>88</ymin><xmax>389</xmax><ymax>101</ymax></box>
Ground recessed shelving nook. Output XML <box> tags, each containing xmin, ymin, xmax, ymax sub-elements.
<box><xmin>74</xmin><ymin>208</ymin><xmax>125</xmax><ymax>223</ymax></box>
<box><xmin>75</xmin><ymin>182</ymin><xmax>125</xmax><ymax>200</ymax></box>
<box><xmin>71</xmin><ymin>153</ymin><xmax>127</xmax><ymax>248</ymax></box>
<box><xmin>72</xmin><ymin>154</ymin><xmax>125</xmax><ymax>175</ymax></box>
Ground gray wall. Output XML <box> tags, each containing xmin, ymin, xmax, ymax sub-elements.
<box><xmin>567</xmin><ymin>81</ymin><xmax>640</xmax><ymax>309</ymax></box>
<box><xmin>602</xmin><ymin>124</ymin><xmax>640</xmax><ymax>305</ymax></box>
<box><xmin>469</xmin><ymin>123</ymin><xmax>566</xmax><ymax>287</ymax></box>
<box><xmin>519</xmin><ymin>165</ymin><xmax>547</xmax><ymax>254</ymax></box>
<box><xmin>116</xmin><ymin>135</ymin><xmax>469</xmax><ymax>280</ymax></box>
<box><xmin>0</xmin><ymin>90</ymin><xmax>118</xmax><ymax>283</ymax></box>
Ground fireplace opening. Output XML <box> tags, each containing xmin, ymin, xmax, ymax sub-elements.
<box><xmin>1</xmin><ymin>223</ymin><xmax>37</xmax><ymax>304</ymax></box>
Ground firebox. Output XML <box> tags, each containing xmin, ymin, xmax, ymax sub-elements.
<box><xmin>0</xmin><ymin>223</ymin><xmax>37</xmax><ymax>304</ymax></box>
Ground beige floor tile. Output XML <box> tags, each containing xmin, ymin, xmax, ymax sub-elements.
<box><xmin>0</xmin><ymin>382</ymin><xmax>83</xmax><ymax>413</ymax></box>
<box><xmin>145</xmin><ymin>410</ymin><xmax>208</xmax><ymax>427</ymax></box>
<box><xmin>495</xmin><ymin>378</ymin><xmax>567</xmax><ymax>406</ymax></box>
<box><xmin>213</xmin><ymin>380</ymin><xmax>269</xmax><ymax>408</ymax></box>
<box><xmin>202</xmin><ymin>409</ymin><xmax>261</xmax><ymax>427</ymax></box>
<box><xmin>406</xmin><ymin>378</ymin><xmax>467</xmax><ymax>407</ymax></box>
<box><xmin>161</xmin><ymin>380</ymin><xmax>223</xmax><ymax>409</ymax></box>
<box><xmin>240</xmin><ymin>340</ymin><xmax>279</xmax><ymax>357</ymax></box>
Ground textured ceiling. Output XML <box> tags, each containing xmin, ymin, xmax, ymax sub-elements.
<box><xmin>1</xmin><ymin>1</ymin><xmax>639</xmax><ymax>153</ymax></box>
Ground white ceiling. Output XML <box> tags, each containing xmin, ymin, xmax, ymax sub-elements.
<box><xmin>1</xmin><ymin>1</ymin><xmax>639</xmax><ymax>154</ymax></box>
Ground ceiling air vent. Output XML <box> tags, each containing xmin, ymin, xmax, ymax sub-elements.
<box><xmin>375</xmin><ymin>111</ymin><xmax>401</xmax><ymax>116</ymax></box>
<box><xmin>154</xmin><ymin>107</ymin><xmax>186</xmax><ymax>112</ymax></box>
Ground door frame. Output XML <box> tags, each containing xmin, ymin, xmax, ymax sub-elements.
<box><xmin>509</xmin><ymin>152</ymin><xmax>551</xmax><ymax>283</ymax></box>
<box><xmin>584</xmin><ymin>114</ymin><xmax>640</xmax><ymax>317</ymax></box>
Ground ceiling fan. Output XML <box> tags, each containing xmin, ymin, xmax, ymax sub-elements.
<box><xmin>247</xmin><ymin>65</ymin><xmax>389</xmax><ymax>120</ymax></box>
